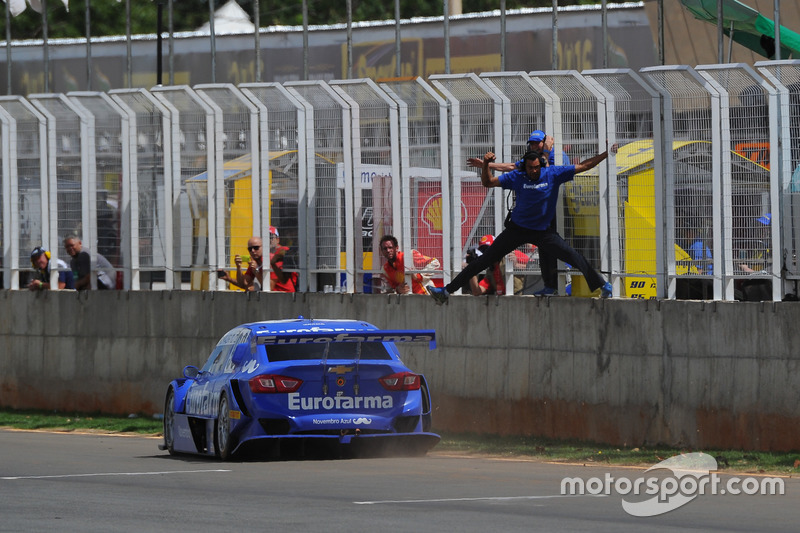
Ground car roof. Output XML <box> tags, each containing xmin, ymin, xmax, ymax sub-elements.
<box><xmin>240</xmin><ymin>317</ymin><xmax>379</xmax><ymax>335</ymax></box>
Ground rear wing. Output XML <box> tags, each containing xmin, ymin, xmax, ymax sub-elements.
<box><xmin>255</xmin><ymin>330</ymin><xmax>436</xmax><ymax>350</ymax></box>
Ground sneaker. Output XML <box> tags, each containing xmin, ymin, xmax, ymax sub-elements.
<box><xmin>600</xmin><ymin>282</ymin><xmax>613</xmax><ymax>299</ymax></box>
<box><xmin>427</xmin><ymin>286</ymin><xmax>449</xmax><ymax>305</ymax></box>
<box><xmin>533</xmin><ymin>287</ymin><xmax>558</xmax><ymax>297</ymax></box>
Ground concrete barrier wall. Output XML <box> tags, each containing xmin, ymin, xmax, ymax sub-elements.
<box><xmin>1</xmin><ymin>290</ymin><xmax>798</xmax><ymax>451</ymax></box>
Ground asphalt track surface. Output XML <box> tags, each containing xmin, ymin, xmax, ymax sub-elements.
<box><xmin>1</xmin><ymin>429</ymin><xmax>798</xmax><ymax>532</ymax></box>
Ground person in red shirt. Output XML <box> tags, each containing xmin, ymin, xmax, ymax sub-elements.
<box><xmin>378</xmin><ymin>234</ymin><xmax>438</xmax><ymax>295</ymax></box>
<box><xmin>219</xmin><ymin>228</ymin><xmax>297</xmax><ymax>292</ymax></box>
<box><xmin>268</xmin><ymin>226</ymin><xmax>297</xmax><ymax>292</ymax></box>
<box><xmin>466</xmin><ymin>235</ymin><xmax>505</xmax><ymax>296</ymax></box>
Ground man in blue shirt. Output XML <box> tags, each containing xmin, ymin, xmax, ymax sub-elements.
<box><xmin>467</xmin><ymin>130</ymin><xmax>570</xmax><ymax>296</ymax></box>
<box><xmin>428</xmin><ymin>148</ymin><xmax>613</xmax><ymax>304</ymax></box>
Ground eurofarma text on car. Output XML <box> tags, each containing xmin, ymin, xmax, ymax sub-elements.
<box><xmin>160</xmin><ymin>317</ymin><xmax>439</xmax><ymax>460</ymax></box>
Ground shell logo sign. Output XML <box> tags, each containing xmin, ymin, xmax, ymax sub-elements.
<box><xmin>416</xmin><ymin>184</ymin><xmax>447</xmax><ymax>260</ymax></box>
<box><xmin>421</xmin><ymin>192</ymin><xmax>471</xmax><ymax>235</ymax></box>
<box><xmin>421</xmin><ymin>194</ymin><xmax>444</xmax><ymax>234</ymax></box>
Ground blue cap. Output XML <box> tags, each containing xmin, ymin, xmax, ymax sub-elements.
<box><xmin>30</xmin><ymin>246</ymin><xmax>46</xmax><ymax>259</ymax></box>
<box><xmin>528</xmin><ymin>130</ymin><xmax>546</xmax><ymax>143</ymax></box>
<box><xmin>757</xmin><ymin>213</ymin><xmax>771</xmax><ymax>226</ymax></box>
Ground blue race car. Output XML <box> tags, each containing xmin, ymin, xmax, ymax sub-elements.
<box><xmin>160</xmin><ymin>317</ymin><xmax>439</xmax><ymax>460</ymax></box>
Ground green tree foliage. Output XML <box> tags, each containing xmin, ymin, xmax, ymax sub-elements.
<box><xmin>4</xmin><ymin>0</ymin><xmax>159</xmax><ymax>40</ymax></box>
<box><xmin>1</xmin><ymin>0</ymin><xmax>593</xmax><ymax>41</ymax></box>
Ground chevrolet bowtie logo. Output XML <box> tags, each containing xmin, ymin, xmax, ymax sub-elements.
<box><xmin>327</xmin><ymin>365</ymin><xmax>354</xmax><ymax>374</ymax></box>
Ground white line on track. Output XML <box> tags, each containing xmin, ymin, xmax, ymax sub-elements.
<box><xmin>1</xmin><ymin>469</ymin><xmax>231</xmax><ymax>480</ymax></box>
<box><xmin>354</xmin><ymin>494</ymin><xmax>603</xmax><ymax>505</ymax></box>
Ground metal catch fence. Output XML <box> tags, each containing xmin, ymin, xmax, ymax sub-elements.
<box><xmin>3</xmin><ymin>61</ymin><xmax>800</xmax><ymax>301</ymax></box>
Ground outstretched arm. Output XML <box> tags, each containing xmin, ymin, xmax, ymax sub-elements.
<box><xmin>219</xmin><ymin>270</ymin><xmax>248</xmax><ymax>290</ymax></box>
<box><xmin>573</xmin><ymin>151</ymin><xmax>608</xmax><ymax>174</ymax></box>
<box><xmin>573</xmin><ymin>143</ymin><xmax>618</xmax><ymax>174</ymax></box>
<box><xmin>480</xmin><ymin>151</ymin><xmax>501</xmax><ymax>188</ymax></box>
<box><xmin>467</xmin><ymin>157</ymin><xmax>515</xmax><ymax>172</ymax></box>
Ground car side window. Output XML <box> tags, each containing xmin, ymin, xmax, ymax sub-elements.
<box><xmin>209</xmin><ymin>344</ymin><xmax>235</xmax><ymax>374</ymax></box>
<box><xmin>200</xmin><ymin>345</ymin><xmax>226</xmax><ymax>374</ymax></box>
<box><xmin>202</xmin><ymin>327</ymin><xmax>249</xmax><ymax>375</ymax></box>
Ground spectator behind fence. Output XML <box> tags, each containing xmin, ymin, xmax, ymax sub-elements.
<box><xmin>219</xmin><ymin>230</ymin><xmax>297</xmax><ymax>292</ymax></box>
<box><xmin>268</xmin><ymin>226</ymin><xmax>297</xmax><ymax>292</ymax></box>
<box><xmin>28</xmin><ymin>246</ymin><xmax>75</xmax><ymax>290</ymax></box>
<box><xmin>687</xmin><ymin>228</ymin><xmax>713</xmax><ymax>276</ymax></box>
<box><xmin>64</xmin><ymin>235</ymin><xmax>116</xmax><ymax>290</ymax></box>
<box><xmin>379</xmin><ymin>234</ymin><xmax>440</xmax><ymax>294</ymax></box>
<box><xmin>218</xmin><ymin>236</ymin><xmax>264</xmax><ymax>291</ymax></box>
<box><xmin>465</xmin><ymin>234</ymin><xmax>506</xmax><ymax>296</ymax></box>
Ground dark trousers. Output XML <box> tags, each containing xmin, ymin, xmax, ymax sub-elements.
<box><xmin>538</xmin><ymin>218</ymin><xmax>558</xmax><ymax>289</ymax></box>
<box><xmin>539</xmin><ymin>252</ymin><xmax>558</xmax><ymax>288</ymax></box>
<box><xmin>446</xmin><ymin>220</ymin><xmax>606</xmax><ymax>294</ymax></box>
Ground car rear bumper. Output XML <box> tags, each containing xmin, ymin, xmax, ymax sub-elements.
<box><xmin>235</xmin><ymin>431</ymin><xmax>441</xmax><ymax>457</ymax></box>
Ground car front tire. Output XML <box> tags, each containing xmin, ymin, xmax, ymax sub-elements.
<box><xmin>163</xmin><ymin>389</ymin><xmax>176</xmax><ymax>455</ymax></box>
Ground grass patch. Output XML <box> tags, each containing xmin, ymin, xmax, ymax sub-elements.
<box><xmin>437</xmin><ymin>432</ymin><xmax>800</xmax><ymax>475</ymax></box>
<box><xmin>1</xmin><ymin>409</ymin><xmax>798</xmax><ymax>474</ymax></box>
<box><xmin>0</xmin><ymin>408</ymin><xmax>162</xmax><ymax>435</ymax></box>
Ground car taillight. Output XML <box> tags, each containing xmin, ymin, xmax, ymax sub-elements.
<box><xmin>379</xmin><ymin>371</ymin><xmax>421</xmax><ymax>391</ymax></box>
<box><xmin>249</xmin><ymin>374</ymin><xmax>303</xmax><ymax>393</ymax></box>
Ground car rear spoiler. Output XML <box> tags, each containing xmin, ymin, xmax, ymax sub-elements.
<box><xmin>255</xmin><ymin>330</ymin><xmax>436</xmax><ymax>350</ymax></box>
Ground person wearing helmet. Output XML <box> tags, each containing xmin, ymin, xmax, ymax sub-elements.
<box><xmin>28</xmin><ymin>246</ymin><xmax>75</xmax><ymax>290</ymax></box>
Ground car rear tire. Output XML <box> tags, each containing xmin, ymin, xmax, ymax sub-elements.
<box><xmin>215</xmin><ymin>394</ymin><xmax>233</xmax><ymax>460</ymax></box>
<box><xmin>163</xmin><ymin>389</ymin><xmax>176</xmax><ymax>455</ymax></box>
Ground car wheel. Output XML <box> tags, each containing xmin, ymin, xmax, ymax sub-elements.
<box><xmin>163</xmin><ymin>389</ymin><xmax>176</xmax><ymax>454</ymax></box>
<box><xmin>215</xmin><ymin>394</ymin><xmax>233</xmax><ymax>460</ymax></box>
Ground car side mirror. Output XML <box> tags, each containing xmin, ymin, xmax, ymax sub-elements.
<box><xmin>183</xmin><ymin>365</ymin><xmax>199</xmax><ymax>379</ymax></box>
